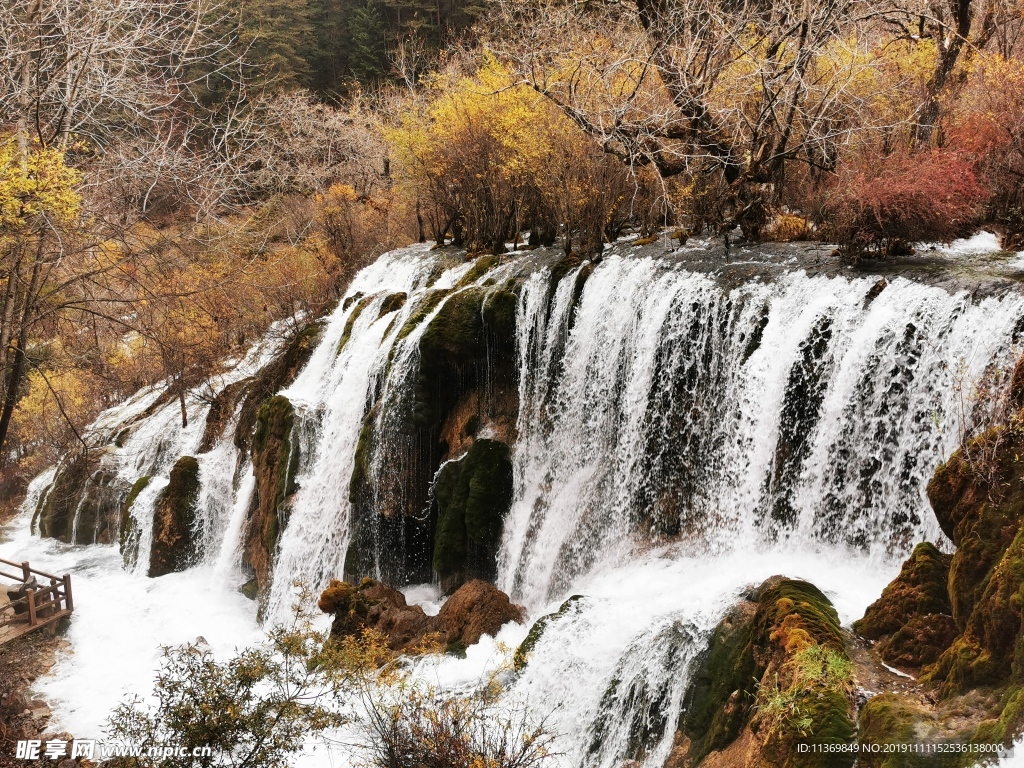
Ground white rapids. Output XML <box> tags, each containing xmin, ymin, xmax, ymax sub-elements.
<box><xmin>2</xmin><ymin>238</ymin><xmax>1023</xmax><ymax>766</ymax></box>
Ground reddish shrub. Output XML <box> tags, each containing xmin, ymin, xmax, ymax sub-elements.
<box><xmin>824</xmin><ymin>149</ymin><xmax>990</xmax><ymax>257</ymax></box>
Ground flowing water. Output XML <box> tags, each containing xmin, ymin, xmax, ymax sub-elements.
<box><xmin>2</xmin><ymin>236</ymin><xmax>1024</xmax><ymax>765</ymax></box>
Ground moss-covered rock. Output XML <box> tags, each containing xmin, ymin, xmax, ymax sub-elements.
<box><xmin>675</xmin><ymin>578</ymin><xmax>856</xmax><ymax>768</ymax></box>
<box><xmin>336</xmin><ymin>295</ymin><xmax>374</xmax><ymax>356</ymax></box>
<box><xmin>920</xmin><ymin>422</ymin><xmax>1024</xmax><ymax>696</ymax></box>
<box><xmin>241</xmin><ymin>395</ymin><xmax>298</xmax><ymax>599</ymax></box>
<box><xmin>855</xmin><ymin>542</ymin><xmax>953</xmax><ymax>640</ymax></box>
<box><xmin>37</xmin><ymin>450</ymin><xmax>121</xmax><ymax>545</ymax></box>
<box><xmin>857</xmin><ymin>694</ymin><xmax>954</xmax><ymax>767</ymax></box>
<box><xmin>378</xmin><ymin>292</ymin><xmax>408</xmax><ymax>318</ymax></box>
<box><xmin>853</xmin><ymin>541</ymin><xmax>957</xmax><ymax>668</ymax></box>
<box><xmin>513</xmin><ymin>594</ymin><xmax>585</xmax><ymax>672</ymax></box>
<box><xmin>455</xmin><ymin>255</ymin><xmax>501</xmax><ymax>288</ymax></box>
<box><xmin>394</xmin><ymin>289</ymin><xmax>451</xmax><ymax>341</ymax></box>
<box><xmin>432</xmin><ymin>439</ymin><xmax>514</xmax><ymax>593</ymax></box>
<box><xmin>879</xmin><ymin>614</ymin><xmax>960</xmax><ymax>668</ymax></box>
<box><xmin>679</xmin><ymin>599</ymin><xmax>758</xmax><ymax>761</ymax></box>
<box><xmin>198</xmin><ymin>378</ymin><xmax>251</xmax><ymax>452</ymax></box>
<box><xmin>119</xmin><ymin>476</ymin><xmax>151</xmax><ymax>568</ymax></box>
<box><xmin>148</xmin><ymin>456</ymin><xmax>202</xmax><ymax>577</ymax></box>
<box><xmin>345</xmin><ymin>285</ymin><xmax>520</xmax><ymax>588</ymax></box>
<box><xmin>233</xmin><ymin>321</ymin><xmax>323</xmax><ymax>452</ymax></box>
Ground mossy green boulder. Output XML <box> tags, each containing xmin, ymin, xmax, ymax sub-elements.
<box><xmin>432</xmin><ymin>439</ymin><xmax>514</xmax><ymax>593</ymax></box>
<box><xmin>676</xmin><ymin>577</ymin><xmax>856</xmax><ymax>768</ymax></box>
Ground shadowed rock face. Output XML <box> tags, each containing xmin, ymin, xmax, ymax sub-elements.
<box><xmin>432</xmin><ymin>439</ymin><xmax>514</xmax><ymax>593</ymax></box>
<box><xmin>242</xmin><ymin>395</ymin><xmax>299</xmax><ymax>600</ymax></box>
<box><xmin>318</xmin><ymin>578</ymin><xmax>524</xmax><ymax>654</ymax></box>
<box><xmin>346</xmin><ymin>283</ymin><xmax>520</xmax><ymax>586</ymax></box>
<box><xmin>148</xmin><ymin>456</ymin><xmax>202</xmax><ymax>577</ymax></box>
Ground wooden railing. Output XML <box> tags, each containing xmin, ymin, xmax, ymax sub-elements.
<box><xmin>0</xmin><ymin>557</ymin><xmax>73</xmax><ymax>642</ymax></box>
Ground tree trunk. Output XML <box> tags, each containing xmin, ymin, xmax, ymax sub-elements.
<box><xmin>179</xmin><ymin>388</ymin><xmax>188</xmax><ymax>429</ymax></box>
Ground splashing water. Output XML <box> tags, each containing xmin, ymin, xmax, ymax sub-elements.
<box><xmin>2</xmin><ymin>240</ymin><xmax>1023</xmax><ymax>766</ymax></box>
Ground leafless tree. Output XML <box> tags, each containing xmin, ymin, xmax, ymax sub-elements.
<box><xmin>492</xmin><ymin>0</ymin><xmax>898</xmax><ymax>236</ymax></box>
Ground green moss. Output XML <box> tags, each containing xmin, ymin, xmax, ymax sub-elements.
<box><xmin>348</xmin><ymin>416</ymin><xmax>375</xmax><ymax>506</ymax></box>
<box><xmin>416</xmin><ymin>287</ymin><xmax>517</xmax><ymax>430</ymax></box>
<box><xmin>858</xmin><ymin>694</ymin><xmax>963</xmax><ymax>767</ymax></box>
<box><xmin>379</xmin><ymin>292</ymin><xmax>407</xmax><ymax>318</ymax></box>
<box><xmin>38</xmin><ymin>452</ymin><xmax>95</xmax><ymax>541</ymax></box>
<box><xmin>431</xmin><ymin>439</ymin><xmax>514</xmax><ymax>592</ymax></box>
<box><xmin>513</xmin><ymin>595</ymin><xmax>585</xmax><ymax>672</ymax></box>
<box><xmin>854</xmin><ymin>542</ymin><xmax>952</xmax><ymax>639</ymax></box>
<box><xmin>680</xmin><ymin>578</ymin><xmax>856</xmax><ymax>768</ymax></box>
<box><xmin>336</xmin><ymin>295</ymin><xmax>375</xmax><ymax>356</ymax></box>
<box><xmin>234</xmin><ymin>320</ymin><xmax>323</xmax><ymax>451</ymax></box>
<box><xmin>456</xmin><ymin>255</ymin><xmax>500</xmax><ymax>288</ymax></box>
<box><xmin>119</xmin><ymin>476</ymin><xmax>152</xmax><ymax>568</ymax></box>
<box><xmin>679</xmin><ymin>601</ymin><xmax>758</xmax><ymax>761</ymax></box>
<box><xmin>395</xmin><ymin>289</ymin><xmax>452</xmax><ymax>341</ymax></box>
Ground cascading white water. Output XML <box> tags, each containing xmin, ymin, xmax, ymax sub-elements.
<box><xmin>5</xmin><ymin>237</ymin><xmax>1024</xmax><ymax>766</ymax></box>
<box><xmin>499</xmin><ymin>255</ymin><xmax>1024</xmax><ymax>610</ymax></box>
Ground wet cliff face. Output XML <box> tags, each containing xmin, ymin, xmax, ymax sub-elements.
<box><xmin>345</xmin><ymin>274</ymin><xmax>520</xmax><ymax>588</ymax></box>
<box><xmin>148</xmin><ymin>456</ymin><xmax>202</xmax><ymax>577</ymax></box>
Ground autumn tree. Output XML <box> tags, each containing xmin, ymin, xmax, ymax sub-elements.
<box><xmin>491</xmin><ymin>0</ymin><xmax>924</xmax><ymax>236</ymax></box>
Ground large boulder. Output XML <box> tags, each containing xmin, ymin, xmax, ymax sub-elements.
<box><xmin>434</xmin><ymin>579</ymin><xmax>525</xmax><ymax>649</ymax></box>
<box><xmin>671</xmin><ymin>577</ymin><xmax>857</xmax><ymax>768</ymax></box>
<box><xmin>318</xmin><ymin>577</ymin><xmax>524</xmax><ymax>654</ymax></box>
<box><xmin>148</xmin><ymin>456</ymin><xmax>202</xmax><ymax>577</ymax></box>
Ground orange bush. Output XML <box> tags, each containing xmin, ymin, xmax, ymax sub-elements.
<box><xmin>824</xmin><ymin>149</ymin><xmax>989</xmax><ymax>257</ymax></box>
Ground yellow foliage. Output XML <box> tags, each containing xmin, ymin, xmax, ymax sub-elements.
<box><xmin>0</xmin><ymin>138</ymin><xmax>81</xmax><ymax>231</ymax></box>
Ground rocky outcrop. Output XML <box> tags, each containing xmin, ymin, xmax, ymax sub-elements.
<box><xmin>232</xmin><ymin>321</ymin><xmax>323</xmax><ymax>453</ymax></box>
<box><xmin>853</xmin><ymin>542</ymin><xmax>957</xmax><ymax>668</ymax></box>
<box><xmin>513</xmin><ymin>594</ymin><xmax>585</xmax><ymax>672</ymax></box>
<box><xmin>242</xmin><ymin>395</ymin><xmax>298</xmax><ymax>600</ymax></box>
<box><xmin>35</xmin><ymin>449</ymin><xmax>121</xmax><ymax>545</ymax></box>
<box><xmin>318</xmin><ymin>577</ymin><xmax>524</xmax><ymax>654</ymax></box>
<box><xmin>432</xmin><ymin>439</ymin><xmax>514</xmax><ymax>592</ymax></box>
<box><xmin>148</xmin><ymin>456</ymin><xmax>202</xmax><ymax>577</ymax></box>
<box><xmin>119</xmin><ymin>476</ymin><xmax>151</xmax><ymax>568</ymax></box>
<box><xmin>846</xmin><ymin>389</ymin><xmax>1024</xmax><ymax>757</ymax></box>
<box><xmin>671</xmin><ymin>578</ymin><xmax>857</xmax><ymax>768</ymax></box>
<box><xmin>346</xmin><ymin>280</ymin><xmax>520</xmax><ymax>587</ymax></box>
<box><xmin>922</xmin><ymin>423</ymin><xmax>1024</xmax><ymax>697</ymax></box>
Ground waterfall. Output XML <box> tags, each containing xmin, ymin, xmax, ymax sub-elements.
<box><xmin>499</xmin><ymin>256</ymin><xmax>1024</xmax><ymax>609</ymax></box>
<box><xmin>8</xmin><ymin>237</ymin><xmax>1024</xmax><ymax>765</ymax></box>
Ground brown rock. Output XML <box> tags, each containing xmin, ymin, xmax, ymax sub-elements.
<box><xmin>435</xmin><ymin>579</ymin><xmax>526</xmax><ymax>647</ymax></box>
<box><xmin>319</xmin><ymin>578</ymin><xmax>524</xmax><ymax>653</ymax></box>
<box><xmin>878</xmin><ymin>614</ymin><xmax>959</xmax><ymax>667</ymax></box>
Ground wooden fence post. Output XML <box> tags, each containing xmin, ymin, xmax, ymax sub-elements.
<box><xmin>62</xmin><ymin>574</ymin><xmax>73</xmax><ymax>612</ymax></box>
<box><xmin>21</xmin><ymin>562</ymin><xmax>30</xmax><ymax>582</ymax></box>
<box><xmin>26</xmin><ymin>589</ymin><xmax>36</xmax><ymax>627</ymax></box>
